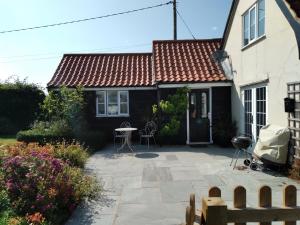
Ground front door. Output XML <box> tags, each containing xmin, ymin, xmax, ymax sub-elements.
<box><xmin>189</xmin><ymin>89</ymin><xmax>210</xmax><ymax>143</ymax></box>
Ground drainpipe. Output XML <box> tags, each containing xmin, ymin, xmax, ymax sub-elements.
<box><xmin>156</xmin><ymin>82</ymin><xmax>162</xmax><ymax>146</ymax></box>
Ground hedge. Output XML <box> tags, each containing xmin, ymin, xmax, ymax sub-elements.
<box><xmin>16</xmin><ymin>130</ymin><xmax>73</xmax><ymax>145</ymax></box>
<box><xmin>16</xmin><ymin>129</ymin><xmax>107</xmax><ymax>150</ymax></box>
<box><xmin>0</xmin><ymin>81</ymin><xmax>45</xmax><ymax>135</ymax></box>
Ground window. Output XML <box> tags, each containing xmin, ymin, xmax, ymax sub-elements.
<box><xmin>242</xmin><ymin>0</ymin><xmax>265</xmax><ymax>47</ymax></box>
<box><xmin>96</xmin><ymin>90</ymin><xmax>129</xmax><ymax>117</ymax></box>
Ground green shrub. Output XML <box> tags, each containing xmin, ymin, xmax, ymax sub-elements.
<box><xmin>54</xmin><ymin>142</ymin><xmax>89</xmax><ymax>168</ymax></box>
<box><xmin>16</xmin><ymin>120</ymin><xmax>73</xmax><ymax>144</ymax></box>
<box><xmin>153</xmin><ymin>87</ymin><xmax>189</xmax><ymax>139</ymax></box>
<box><xmin>0</xmin><ymin>190</ymin><xmax>10</xmax><ymax>212</ymax></box>
<box><xmin>0</xmin><ymin>117</ymin><xmax>17</xmax><ymax>136</ymax></box>
<box><xmin>0</xmin><ymin>77</ymin><xmax>45</xmax><ymax>135</ymax></box>
<box><xmin>78</xmin><ymin>130</ymin><xmax>107</xmax><ymax>151</ymax></box>
<box><xmin>16</xmin><ymin>130</ymin><xmax>73</xmax><ymax>145</ymax></box>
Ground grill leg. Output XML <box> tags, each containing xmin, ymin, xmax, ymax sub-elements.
<box><xmin>233</xmin><ymin>149</ymin><xmax>241</xmax><ymax>169</ymax></box>
<box><xmin>230</xmin><ymin>149</ymin><xmax>238</xmax><ymax>166</ymax></box>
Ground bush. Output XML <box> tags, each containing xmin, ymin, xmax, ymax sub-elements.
<box><xmin>77</xmin><ymin>130</ymin><xmax>107</xmax><ymax>150</ymax></box>
<box><xmin>1</xmin><ymin>146</ymin><xmax>99</xmax><ymax>225</ymax></box>
<box><xmin>53</xmin><ymin>142</ymin><xmax>88</xmax><ymax>168</ymax></box>
<box><xmin>16</xmin><ymin>120</ymin><xmax>73</xmax><ymax>145</ymax></box>
<box><xmin>16</xmin><ymin>130</ymin><xmax>73</xmax><ymax>145</ymax></box>
<box><xmin>0</xmin><ymin>117</ymin><xmax>17</xmax><ymax>136</ymax></box>
<box><xmin>0</xmin><ymin>77</ymin><xmax>45</xmax><ymax>135</ymax></box>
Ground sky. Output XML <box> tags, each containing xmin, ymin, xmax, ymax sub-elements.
<box><xmin>0</xmin><ymin>0</ymin><xmax>232</xmax><ymax>89</ymax></box>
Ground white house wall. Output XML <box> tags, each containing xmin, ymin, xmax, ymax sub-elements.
<box><xmin>224</xmin><ymin>0</ymin><xmax>300</xmax><ymax>133</ymax></box>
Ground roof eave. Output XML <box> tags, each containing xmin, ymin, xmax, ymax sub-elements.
<box><xmin>220</xmin><ymin>0</ymin><xmax>240</xmax><ymax>50</ymax></box>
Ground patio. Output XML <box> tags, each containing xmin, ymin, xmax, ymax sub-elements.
<box><xmin>67</xmin><ymin>145</ymin><xmax>300</xmax><ymax>225</ymax></box>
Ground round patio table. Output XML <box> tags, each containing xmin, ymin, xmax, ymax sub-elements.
<box><xmin>115</xmin><ymin>127</ymin><xmax>137</xmax><ymax>152</ymax></box>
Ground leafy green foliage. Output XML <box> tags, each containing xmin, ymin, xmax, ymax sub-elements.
<box><xmin>53</xmin><ymin>142</ymin><xmax>89</xmax><ymax>168</ymax></box>
<box><xmin>0</xmin><ymin>77</ymin><xmax>45</xmax><ymax>135</ymax></box>
<box><xmin>153</xmin><ymin>87</ymin><xmax>189</xmax><ymax>137</ymax></box>
<box><xmin>16</xmin><ymin>120</ymin><xmax>73</xmax><ymax>145</ymax></box>
<box><xmin>42</xmin><ymin>86</ymin><xmax>86</xmax><ymax>136</ymax></box>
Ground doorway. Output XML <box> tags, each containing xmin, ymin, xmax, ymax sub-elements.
<box><xmin>188</xmin><ymin>89</ymin><xmax>211</xmax><ymax>143</ymax></box>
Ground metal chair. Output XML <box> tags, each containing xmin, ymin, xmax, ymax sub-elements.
<box><xmin>139</xmin><ymin>121</ymin><xmax>157</xmax><ymax>149</ymax></box>
<box><xmin>114</xmin><ymin>121</ymin><xmax>131</xmax><ymax>148</ymax></box>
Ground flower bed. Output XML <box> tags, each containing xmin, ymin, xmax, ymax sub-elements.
<box><xmin>0</xmin><ymin>142</ymin><xmax>100</xmax><ymax>225</ymax></box>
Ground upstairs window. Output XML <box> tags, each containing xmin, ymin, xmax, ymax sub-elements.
<box><xmin>96</xmin><ymin>90</ymin><xmax>129</xmax><ymax>117</ymax></box>
<box><xmin>242</xmin><ymin>0</ymin><xmax>265</xmax><ymax>47</ymax></box>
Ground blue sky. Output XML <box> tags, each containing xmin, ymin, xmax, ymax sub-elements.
<box><xmin>0</xmin><ymin>0</ymin><xmax>232</xmax><ymax>88</ymax></box>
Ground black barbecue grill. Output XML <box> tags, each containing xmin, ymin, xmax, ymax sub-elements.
<box><xmin>230</xmin><ymin>136</ymin><xmax>252</xmax><ymax>169</ymax></box>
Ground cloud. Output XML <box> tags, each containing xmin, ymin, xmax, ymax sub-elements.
<box><xmin>211</xmin><ymin>26</ymin><xmax>218</xmax><ymax>31</ymax></box>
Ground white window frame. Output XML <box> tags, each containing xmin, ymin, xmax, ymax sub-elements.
<box><xmin>96</xmin><ymin>90</ymin><xmax>129</xmax><ymax>117</ymax></box>
<box><xmin>242</xmin><ymin>0</ymin><xmax>265</xmax><ymax>48</ymax></box>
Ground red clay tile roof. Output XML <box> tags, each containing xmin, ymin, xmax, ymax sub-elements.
<box><xmin>47</xmin><ymin>53</ymin><xmax>154</xmax><ymax>88</ymax></box>
<box><xmin>286</xmin><ymin>0</ymin><xmax>300</xmax><ymax>18</ymax></box>
<box><xmin>153</xmin><ymin>39</ymin><xmax>227</xmax><ymax>83</ymax></box>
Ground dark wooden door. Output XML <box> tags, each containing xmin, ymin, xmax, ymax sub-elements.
<box><xmin>189</xmin><ymin>89</ymin><xmax>210</xmax><ymax>143</ymax></box>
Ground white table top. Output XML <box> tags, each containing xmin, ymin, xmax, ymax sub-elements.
<box><xmin>115</xmin><ymin>127</ymin><xmax>137</xmax><ymax>132</ymax></box>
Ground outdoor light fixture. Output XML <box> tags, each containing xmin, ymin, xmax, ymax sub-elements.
<box><xmin>284</xmin><ymin>97</ymin><xmax>295</xmax><ymax>113</ymax></box>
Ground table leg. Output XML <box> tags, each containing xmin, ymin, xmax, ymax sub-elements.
<box><xmin>127</xmin><ymin>132</ymin><xmax>134</xmax><ymax>152</ymax></box>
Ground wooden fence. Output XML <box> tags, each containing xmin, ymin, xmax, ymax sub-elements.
<box><xmin>183</xmin><ymin>185</ymin><xmax>300</xmax><ymax>225</ymax></box>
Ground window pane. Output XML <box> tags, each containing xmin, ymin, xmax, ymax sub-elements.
<box><xmin>107</xmin><ymin>91</ymin><xmax>117</xmax><ymax>104</ymax></box>
<box><xmin>250</xmin><ymin>8</ymin><xmax>256</xmax><ymax>40</ymax></box>
<box><xmin>120</xmin><ymin>91</ymin><xmax>128</xmax><ymax>103</ymax></box>
<box><xmin>97</xmin><ymin>92</ymin><xmax>105</xmax><ymax>103</ymax></box>
<box><xmin>107</xmin><ymin>104</ymin><xmax>118</xmax><ymax>115</ymax></box>
<box><xmin>120</xmin><ymin>103</ymin><xmax>128</xmax><ymax>114</ymax></box>
<box><xmin>98</xmin><ymin>104</ymin><xmax>105</xmax><ymax>115</ymax></box>
<box><xmin>243</xmin><ymin>12</ymin><xmax>250</xmax><ymax>46</ymax></box>
<box><xmin>258</xmin><ymin>0</ymin><xmax>265</xmax><ymax>37</ymax></box>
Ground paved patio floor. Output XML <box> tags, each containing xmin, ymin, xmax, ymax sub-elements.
<box><xmin>67</xmin><ymin>145</ymin><xmax>300</xmax><ymax>225</ymax></box>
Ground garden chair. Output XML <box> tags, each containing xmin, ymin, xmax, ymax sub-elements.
<box><xmin>113</xmin><ymin>121</ymin><xmax>131</xmax><ymax>149</ymax></box>
<box><xmin>139</xmin><ymin>121</ymin><xmax>157</xmax><ymax>149</ymax></box>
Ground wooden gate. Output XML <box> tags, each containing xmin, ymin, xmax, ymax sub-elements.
<box><xmin>288</xmin><ymin>82</ymin><xmax>300</xmax><ymax>166</ymax></box>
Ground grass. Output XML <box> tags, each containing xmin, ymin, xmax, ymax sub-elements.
<box><xmin>0</xmin><ymin>135</ymin><xmax>17</xmax><ymax>146</ymax></box>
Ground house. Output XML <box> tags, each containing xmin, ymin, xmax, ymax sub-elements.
<box><xmin>47</xmin><ymin>39</ymin><xmax>232</xmax><ymax>145</ymax></box>
<box><xmin>220</xmin><ymin>0</ymin><xmax>300</xmax><ymax>157</ymax></box>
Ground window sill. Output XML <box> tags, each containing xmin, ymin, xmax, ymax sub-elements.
<box><xmin>96</xmin><ymin>115</ymin><xmax>130</xmax><ymax>118</ymax></box>
<box><xmin>241</xmin><ymin>35</ymin><xmax>266</xmax><ymax>51</ymax></box>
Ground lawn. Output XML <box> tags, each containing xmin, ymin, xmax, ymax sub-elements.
<box><xmin>0</xmin><ymin>136</ymin><xmax>17</xmax><ymax>146</ymax></box>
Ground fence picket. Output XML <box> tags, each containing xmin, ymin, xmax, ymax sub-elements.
<box><xmin>259</xmin><ymin>186</ymin><xmax>272</xmax><ymax>225</ymax></box>
<box><xmin>284</xmin><ymin>185</ymin><xmax>297</xmax><ymax>225</ymax></box>
<box><xmin>234</xmin><ymin>186</ymin><xmax>246</xmax><ymax>225</ymax></box>
<box><xmin>209</xmin><ymin>186</ymin><xmax>221</xmax><ymax>197</ymax></box>
<box><xmin>186</xmin><ymin>206</ymin><xmax>192</xmax><ymax>225</ymax></box>
<box><xmin>190</xmin><ymin>193</ymin><xmax>195</xmax><ymax>223</ymax></box>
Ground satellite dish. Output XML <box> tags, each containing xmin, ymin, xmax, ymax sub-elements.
<box><xmin>212</xmin><ymin>50</ymin><xmax>229</xmax><ymax>62</ymax></box>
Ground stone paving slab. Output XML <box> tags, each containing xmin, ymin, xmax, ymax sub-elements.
<box><xmin>67</xmin><ymin>145</ymin><xmax>300</xmax><ymax>225</ymax></box>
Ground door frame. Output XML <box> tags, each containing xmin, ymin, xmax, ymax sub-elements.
<box><xmin>186</xmin><ymin>87</ymin><xmax>213</xmax><ymax>145</ymax></box>
<box><xmin>241</xmin><ymin>83</ymin><xmax>268</xmax><ymax>141</ymax></box>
